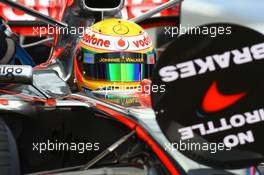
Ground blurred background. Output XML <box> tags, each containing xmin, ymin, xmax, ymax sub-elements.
<box><xmin>181</xmin><ymin>0</ymin><xmax>264</xmax><ymax>34</ymax></box>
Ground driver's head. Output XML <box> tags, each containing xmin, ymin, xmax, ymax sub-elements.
<box><xmin>74</xmin><ymin>18</ymin><xmax>156</xmax><ymax>91</ymax></box>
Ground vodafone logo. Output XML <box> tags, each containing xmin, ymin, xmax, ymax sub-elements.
<box><xmin>81</xmin><ymin>29</ymin><xmax>152</xmax><ymax>51</ymax></box>
<box><xmin>115</xmin><ymin>38</ymin><xmax>129</xmax><ymax>50</ymax></box>
<box><xmin>132</xmin><ymin>35</ymin><xmax>152</xmax><ymax>49</ymax></box>
<box><xmin>82</xmin><ymin>32</ymin><xmax>111</xmax><ymax>48</ymax></box>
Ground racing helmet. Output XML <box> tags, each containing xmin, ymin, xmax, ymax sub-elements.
<box><xmin>75</xmin><ymin>18</ymin><xmax>156</xmax><ymax>91</ymax></box>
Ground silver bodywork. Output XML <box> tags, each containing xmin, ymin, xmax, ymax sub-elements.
<box><xmin>0</xmin><ymin>74</ymin><xmax>253</xmax><ymax>174</ymax></box>
<box><xmin>0</xmin><ymin>0</ymin><xmax>260</xmax><ymax>174</ymax></box>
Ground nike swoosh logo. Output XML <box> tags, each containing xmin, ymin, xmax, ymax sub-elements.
<box><xmin>202</xmin><ymin>81</ymin><xmax>246</xmax><ymax>112</ymax></box>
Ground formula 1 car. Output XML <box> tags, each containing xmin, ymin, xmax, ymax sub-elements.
<box><xmin>0</xmin><ymin>0</ymin><xmax>263</xmax><ymax>175</ymax></box>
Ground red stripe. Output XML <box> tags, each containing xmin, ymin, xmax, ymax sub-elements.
<box><xmin>251</xmin><ymin>167</ymin><xmax>255</xmax><ymax>175</ymax></box>
<box><xmin>141</xmin><ymin>21</ymin><xmax>178</xmax><ymax>29</ymax></box>
<box><xmin>95</xmin><ymin>104</ymin><xmax>180</xmax><ymax>175</ymax></box>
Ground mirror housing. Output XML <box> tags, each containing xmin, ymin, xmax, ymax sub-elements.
<box><xmin>0</xmin><ymin>65</ymin><xmax>33</xmax><ymax>84</ymax></box>
<box><xmin>81</xmin><ymin>0</ymin><xmax>124</xmax><ymax>15</ymax></box>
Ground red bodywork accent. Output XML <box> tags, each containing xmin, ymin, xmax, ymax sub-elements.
<box><xmin>251</xmin><ymin>167</ymin><xmax>256</xmax><ymax>175</ymax></box>
<box><xmin>95</xmin><ymin>103</ymin><xmax>180</xmax><ymax>175</ymax></box>
<box><xmin>141</xmin><ymin>21</ymin><xmax>178</xmax><ymax>29</ymax></box>
<box><xmin>0</xmin><ymin>98</ymin><xmax>9</xmax><ymax>106</ymax></box>
<box><xmin>202</xmin><ymin>81</ymin><xmax>246</xmax><ymax>113</ymax></box>
<box><xmin>135</xmin><ymin>79</ymin><xmax>152</xmax><ymax>108</ymax></box>
<box><xmin>125</xmin><ymin>0</ymin><xmax>180</xmax><ymax>19</ymax></box>
<box><xmin>0</xmin><ymin>0</ymin><xmax>72</xmax><ymax>36</ymax></box>
<box><xmin>0</xmin><ymin>0</ymin><xmax>180</xmax><ymax>36</ymax></box>
<box><xmin>74</xmin><ymin>50</ymin><xmax>84</xmax><ymax>84</ymax></box>
<box><xmin>45</xmin><ymin>98</ymin><xmax>56</xmax><ymax>107</ymax></box>
<box><xmin>0</xmin><ymin>0</ymin><xmax>60</xmax><ymax>21</ymax></box>
<box><xmin>0</xmin><ymin>0</ymin><xmax>181</xmax><ymax>67</ymax></box>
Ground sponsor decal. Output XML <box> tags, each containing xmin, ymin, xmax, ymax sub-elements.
<box><xmin>114</xmin><ymin>38</ymin><xmax>129</xmax><ymax>50</ymax></box>
<box><xmin>82</xmin><ymin>52</ymin><xmax>153</xmax><ymax>64</ymax></box>
<box><xmin>178</xmin><ymin>108</ymin><xmax>264</xmax><ymax>147</ymax></box>
<box><xmin>81</xmin><ymin>29</ymin><xmax>152</xmax><ymax>51</ymax></box>
<box><xmin>103</xmin><ymin>97</ymin><xmax>140</xmax><ymax>107</ymax></box>
<box><xmin>132</xmin><ymin>35</ymin><xmax>152</xmax><ymax>48</ymax></box>
<box><xmin>82</xmin><ymin>32</ymin><xmax>111</xmax><ymax>48</ymax></box>
<box><xmin>159</xmin><ymin>42</ymin><xmax>264</xmax><ymax>82</ymax></box>
<box><xmin>202</xmin><ymin>81</ymin><xmax>246</xmax><ymax>112</ymax></box>
<box><xmin>0</xmin><ymin>66</ymin><xmax>23</xmax><ymax>80</ymax></box>
<box><xmin>98</xmin><ymin>57</ymin><xmax>144</xmax><ymax>63</ymax></box>
<box><xmin>0</xmin><ymin>65</ymin><xmax>32</xmax><ymax>84</ymax></box>
<box><xmin>151</xmin><ymin>23</ymin><xmax>264</xmax><ymax>168</ymax></box>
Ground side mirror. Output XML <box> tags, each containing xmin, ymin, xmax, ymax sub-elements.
<box><xmin>0</xmin><ymin>65</ymin><xmax>33</xmax><ymax>85</ymax></box>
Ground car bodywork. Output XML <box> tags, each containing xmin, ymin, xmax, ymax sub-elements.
<box><xmin>0</xmin><ymin>0</ymin><xmax>260</xmax><ymax>174</ymax></box>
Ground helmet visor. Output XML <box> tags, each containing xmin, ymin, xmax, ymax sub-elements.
<box><xmin>82</xmin><ymin>52</ymin><xmax>155</xmax><ymax>82</ymax></box>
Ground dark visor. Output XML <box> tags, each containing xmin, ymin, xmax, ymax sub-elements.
<box><xmin>82</xmin><ymin>52</ymin><xmax>155</xmax><ymax>82</ymax></box>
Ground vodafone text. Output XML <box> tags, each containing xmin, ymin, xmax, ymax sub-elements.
<box><xmin>82</xmin><ymin>33</ymin><xmax>151</xmax><ymax>49</ymax></box>
<box><xmin>159</xmin><ymin>42</ymin><xmax>264</xmax><ymax>82</ymax></box>
<box><xmin>178</xmin><ymin>108</ymin><xmax>264</xmax><ymax>148</ymax></box>
<box><xmin>81</xmin><ymin>29</ymin><xmax>152</xmax><ymax>51</ymax></box>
